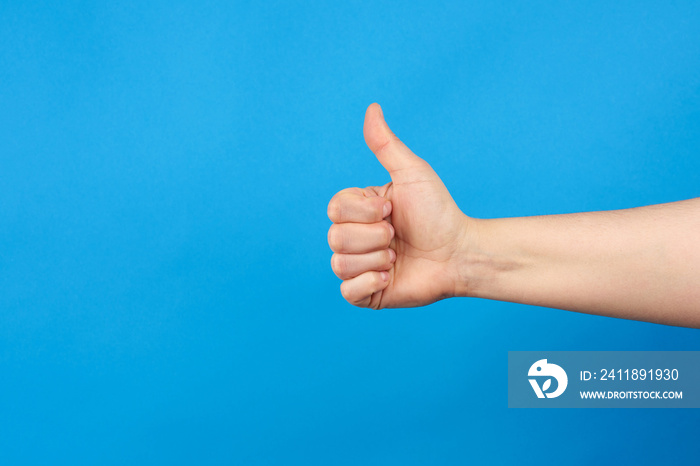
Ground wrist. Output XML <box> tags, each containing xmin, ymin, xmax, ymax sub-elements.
<box><xmin>451</xmin><ymin>216</ymin><xmax>522</xmax><ymax>300</ymax></box>
<box><xmin>451</xmin><ymin>215</ymin><xmax>483</xmax><ymax>299</ymax></box>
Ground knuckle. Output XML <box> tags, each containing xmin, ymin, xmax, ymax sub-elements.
<box><xmin>331</xmin><ymin>254</ymin><xmax>346</xmax><ymax>278</ymax></box>
<box><xmin>327</xmin><ymin>225</ymin><xmax>343</xmax><ymax>252</ymax></box>
<box><xmin>327</xmin><ymin>197</ymin><xmax>342</xmax><ymax>222</ymax></box>
<box><xmin>340</xmin><ymin>281</ymin><xmax>355</xmax><ymax>303</ymax></box>
<box><xmin>374</xmin><ymin>134</ymin><xmax>397</xmax><ymax>158</ymax></box>
<box><xmin>340</xmin><ymin>280</ymin><xmax>365</xmax><ymax>306</ymax></box>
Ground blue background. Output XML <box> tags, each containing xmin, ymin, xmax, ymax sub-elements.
<box><xmin>1</xmin><ymin>1</ymin><xmax>699</xmax><ymax>464</ymax></box>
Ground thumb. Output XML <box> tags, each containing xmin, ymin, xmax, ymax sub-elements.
<box><xmin>363</xmin><ymin>103</ymin><xmax>425</xmax><ymax>176</ymax></box>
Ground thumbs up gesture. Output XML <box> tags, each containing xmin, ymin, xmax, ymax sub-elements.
<box><xmin>328</xmin><ymin>103</ymin><xmax>700</xmax><ymax>326</ymax></box>
<box><xmin>328</xmin><ymin>103</ymin><xmax>472</xmax><ymax>309</ymax></box>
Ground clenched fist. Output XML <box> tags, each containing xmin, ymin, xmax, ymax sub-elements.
<box><xmin>327</xmin><ymin>103</ymin><xmax>472</xmax><ymax>309</ymax></box>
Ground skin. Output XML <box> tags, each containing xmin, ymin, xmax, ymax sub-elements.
<box><xmin>327</xmin><ymin>103</ymin><xmax>700</xmax><ymax>328</ymax></box>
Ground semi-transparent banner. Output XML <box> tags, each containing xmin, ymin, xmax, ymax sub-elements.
<box><xmin>508</xmin><ymin>351</ymin><xmax>700</xmax><ymax>408</ymax></box>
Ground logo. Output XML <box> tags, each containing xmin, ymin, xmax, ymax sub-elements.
<box><xmin>528</xmin><ymin>359</ymin><xmax>568</xmax><ymax>398</ymax></box>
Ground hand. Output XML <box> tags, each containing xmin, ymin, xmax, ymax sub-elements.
<box><xmin>329</xmin><ymin>105</ymin><xmax>700</xmax><ymax>327</ymax></box>
<box><xmin>327</xmin><ymin>103</ymin><xmax>471</xmax><ymax>309</ymax></box>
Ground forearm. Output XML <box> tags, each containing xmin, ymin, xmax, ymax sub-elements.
<box><xmin>456</xmin><ymin>198</ymin><xmax>700</xmax><ymax>327</ymax></box>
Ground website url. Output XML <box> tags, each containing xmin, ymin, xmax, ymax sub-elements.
<box><xmin>580</xmin><ymin>391</ymin><xmax>682</xmax><ymax>400</ymax></box>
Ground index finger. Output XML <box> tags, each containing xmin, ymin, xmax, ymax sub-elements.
<box><xmin>327</xmin><ymin>188</ymin><xmax>392</xmax><ymax>224</ymax></box>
